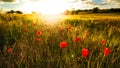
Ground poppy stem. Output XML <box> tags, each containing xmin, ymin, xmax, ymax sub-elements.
<box><xmin>87</xmin><ymin>61</ymin><xmax>90</xmax><ymax>68</ymax></box>
<box><xmin>99</xmin><ymin>56</ymin><xmax>105</xmax><ymax>68</ymax></box>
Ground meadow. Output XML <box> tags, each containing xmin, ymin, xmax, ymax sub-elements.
<box><xmin>0</xmin><ymin>13</ymin><xmax>120</xmax><ymax>68</ymax></box>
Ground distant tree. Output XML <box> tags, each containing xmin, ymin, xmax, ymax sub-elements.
<box><xmin>6</xmin><ymin>10</ymin><xmax>15</xmax><ymax>14</ymax></box>
<box><xmin>16</xmin><ymin>11</ymin><xmax>23</xmax><ymax>14</ymax></box>
<box><xmin>10</xmin><ymin>10</ymin><xmax>15</xmax><ymax>14</ymax></box>
<box><xmin>110</xmin><ymin>8</ymin><xmax>120</xmax><ymax>12</ymax></box>
<box><xmin>71</xmin><ymin>8</ymin><xmax>76</xmax><ymax>15</ymax></box>
<box><xmin>76</xmin><ymin>9</ymin><xmax>81</xmax><ymax>14</ymax></box>
<box><xmin>110</xmin><ymin>8</ymin><xmax>114</xmax><ymax>12</ymax></box>
<box><xmin>93</xmin><ymin>7</ymin><xmax>99</xmax><ymax>13</ymax></box>
<box><xmin>6</xmin><ymin>10</ymin><xmax>23</xmax><ymax>14</ymax></box>
<box><xmin>64</xmin><ymin>10</ymin><xmax>70</xmax><ymax>15</ymax></box>
<box><xmin>32</xmin><ymin>11</ymin><xmax>38</xmax><ymax>14</ymax></box>
<box><xmin>6</xmin><ymin>11</ymin><xmax>11</xmax><ymax>14</ymax></box>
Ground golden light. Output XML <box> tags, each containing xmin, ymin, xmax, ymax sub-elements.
<box><xmin>40</xmin><ymin>0</ymin><xmax>69</xmax><ymax>15</ymax></box>
<box><xmin>20</xmin><ymin>0</ymin><xmax>70</xmax><ymax>15</ymax></box>
<box><xmin>20</xmin><ymin>1</ymin><xmax>43</xmax><ymax>13</ymax></box>
<box><xmin>19</xmin><ymin>0</ymin><xmax>86</xmax><ymax>24</ymax></box>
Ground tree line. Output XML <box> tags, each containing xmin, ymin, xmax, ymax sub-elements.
<box><xmin>64</xmin><ymin>7</ymin><xmax>120</xmax><ymax>15</ymax></box>
<box><xmin>6</xmin><ymin>10</ymin><xmax>23</xmax><ymax>14</ymax></box>
<box><xmin>5</xmin><ymin>7</ymin><xmax>120</xmax><ymax>15</ymax></box>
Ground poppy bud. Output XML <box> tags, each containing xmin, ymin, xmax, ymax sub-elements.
<box><xmin>101</xmin><ymin>39</ymin><xmax>106</xmax><ymax>45</ymax></box>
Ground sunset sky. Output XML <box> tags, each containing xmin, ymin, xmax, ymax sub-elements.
<box><xmin>0</xmin><ymin>0</ymin><xmax>120</xmax><ymax>14</ymax></box>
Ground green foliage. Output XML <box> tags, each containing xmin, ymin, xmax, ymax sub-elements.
<box><xmin>93</xmin><ymin>7</ymin><xmax>99</xmax><ymax>13</ymax></box>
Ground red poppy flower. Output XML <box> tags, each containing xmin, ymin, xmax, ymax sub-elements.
<box><xmin>23</xmin><ymin>28</ymin><xmax>27</xmax><ymax>32</ymax></box>
<box><xmin>36</xmin><ymin>38</ymin><xmax>40</xmax><ymax>42</ymax></box>
<box><xmin>101</xmin><ymin>39</ymin><xmax>106</xmax><ymax>45</ymax></box>
<box><xmin>36</xmin><ymin>29</ymin><xmax>42</xmax><ymax>36</ymax></box>
<box><xmin>60</xmin><ymin>42</ymin><xmax>67</xmax><ymax>48</ymax></box>
<box><xmin>104</xmin><ymin>47</ymin><xmax>111</xmax><ymax>56</ymax></box>
<box><xmin>82</xmin><ymin>48</ymin><xmax>89</xmax><ymax>58</ymax></box>
<box><xmin>68</xmin><ymin>25</ymin><xmax>72</xmax><ymax>30</ymax></box>
<box><xmin>7</xmin><ymin>48</ymin><xmax>12</xmax><ymax>53</ymax></box>
<box><xmin>75</xmin><ymin>37</ymin><xmax>81</xmax><ymax>42</ymax></box>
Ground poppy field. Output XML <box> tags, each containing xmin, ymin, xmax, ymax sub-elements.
<box><xmin>0</xmin><ymin>13</ymin><xmax>120</xmax><ymax>68</ymax></box>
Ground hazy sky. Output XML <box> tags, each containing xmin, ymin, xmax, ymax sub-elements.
<box><xmin>0</xmin><ymin>0</ymin><xmax>120</xmax><ymax>14</ymax></box>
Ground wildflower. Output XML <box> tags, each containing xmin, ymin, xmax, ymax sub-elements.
<box><xmin>36</xmin><ymin>38</ymin><xmax>40</xmax><ymax>42</ymax></box>
<box><xmin>36</xmin><ymin>29</ymin><xmax>42</xmax><ymax>36</ymax></box>
<box><xmin>68</xmin><ymin>25</ymin><xmax>72</xmax><ymax>30</ymax></box>
<box><xmin>75</xmin><ymin>37</ymin><xmax>81</xmax><ymax>42</ymax></box>
<box><xmin>104</xmin><ymin>47</ymin><xmax>111</xmax><ymax>56</ymax></box>
<box><xmin>23</xmin><ymin>28</ymin><xmax>27</xmax><ymax>32</ymax></box>
<box><xmin>101</xmin><ymin>39</ymin><xmax>106</xmax><ymax>45</ymax></box>
<box><xmin>7</xmin><ymin>48</ymin><xmax>12</xmax><ymax>53</ymax></box>
<box><xmin>82</xmin><ymin>48</ymin><xmax>89</xmax><ymax>58</ymax></box>
<box><xmin>60</xmin><ymin>42</ymin><xmax>67</xmax><ymax>48</ymax></box>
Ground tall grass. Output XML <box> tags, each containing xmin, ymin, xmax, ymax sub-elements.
<box><xmin>0</xmin><ymin>14</ymin><xmax>120</xmax><ymax>68</ymax></box>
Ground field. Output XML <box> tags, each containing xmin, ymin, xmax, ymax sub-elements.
<box><xmin>0</xmin><ymin>13</ymin><xmax>120</xmax><ymax>68</ymax></box>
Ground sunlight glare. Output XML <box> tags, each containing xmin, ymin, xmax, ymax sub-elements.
<box><xmin>20</xmin><ymin>0</ymin><xmax>69</xmax><ymax>15</ymax></box>
<box><xmin>39</xmin><ymin>0</ymin><xmax>69</xmax><ymax>15</ymax></box>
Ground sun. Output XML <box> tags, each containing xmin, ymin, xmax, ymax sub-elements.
<box><xmin>39</xmin><ymin>0</ymin><xmax>69</xmax><ymax>15</ymax></box>
<box><xmin>20</xmin><ymin>0</ymin><xmax>69</xmax><ymax>14</ymax></box>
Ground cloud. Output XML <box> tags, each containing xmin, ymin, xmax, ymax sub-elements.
<box><xmin>102</xmin><ymin>0</ymin><xmax>113</xmax><ymax>4</ymax></box>
<box><xmin>80</xmin><ymin>0</ymin><xmax>97</xmax><ymax>5</ymax></box>
<box><xmin>81</xmin><ymin>0</ymin><xmax>86</xmax><ymax>1</ymax></box>
<box><xmin>70</xmin><ymin>0</ymin><xmax>99</xmax><ymax>9</ymax></box>
<box><xmin>114</xmin><ymin>0</ymin><xmax>120</xmax><ymax>4</ymax></box>
<box><xmin>29</xmin><ymin>0</ymin><xmax>42</xmax><ymax>1</ymax></box>
<box><xmin>0</xmin><ymin>0</ymin><xmax>20</xmax><ymax>4</ymax></box>
<box><xmin>0</xmin><ymin>0</ymin><xmax>16</xmax><ymax>2</ymax></box>
<box><xmin>102</xmin><ymin>0</ymin><xmax>120</xmax><ymax>5</ymax></box>
<box><xmin>80</xmin><ymin>0</ymin><xmax>112</xmax><ymax>5</ymax></box>
<box><xmin>116</xmin><ymin>0</ymin><xmax>120</xmax><ymax>2</ymax></box>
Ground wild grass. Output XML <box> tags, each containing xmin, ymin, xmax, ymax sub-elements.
<box><xmin>0</xmin><ymin>13</ymin><xmax>120</xmax><ymax>68</ymax></box>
